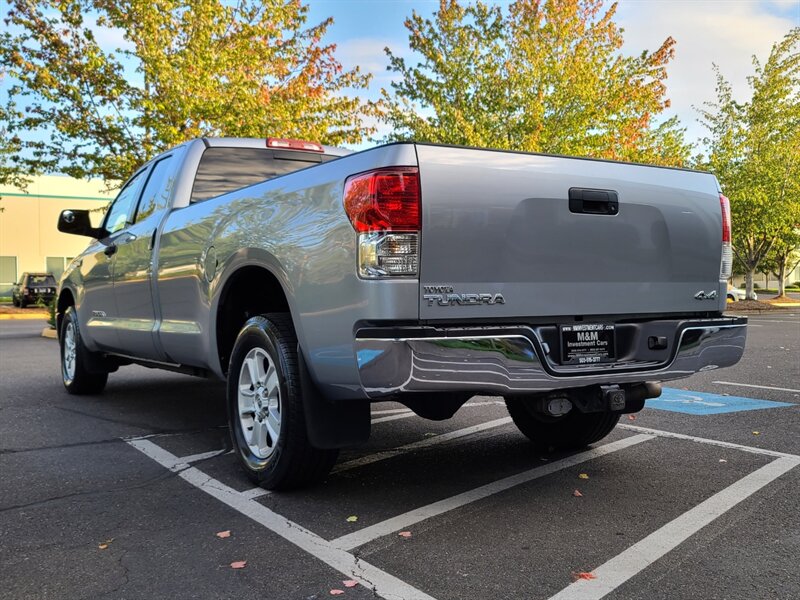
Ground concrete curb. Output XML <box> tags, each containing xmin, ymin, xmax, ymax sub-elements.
<box><xmin>0</xmin><ymin>313</ymin><xmax>48</xmax><ymax>320</ymax></box>
<box><xmin>41</xmin><ymin>327</ymin><xmax>57</xmax><ymax>339</ymax></box>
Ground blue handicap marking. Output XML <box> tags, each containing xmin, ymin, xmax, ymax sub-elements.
<box><xmin>356</xmin><ymin>349</ymin><xmax>383</xmax><ymax>367</ymax></box>
<box><xmin>646</xmin><ymin>388</ymin><xmax>794</xmax><ymax>415</ymax></box>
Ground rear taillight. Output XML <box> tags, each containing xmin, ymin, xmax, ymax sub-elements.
<box><xmin>343</xmin><ymin>168</ymin><xmax>420</xmax><ymax>278</ymax></box>
<box><xmin>720</xmin><ymin>193</ymin><xmax>732</xmax><ymax>279</ymax></box>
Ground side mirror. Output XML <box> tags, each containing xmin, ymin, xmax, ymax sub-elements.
<box><xmin>57</xmin><ymin>209</ymin><xmax>106</xmax><ymax>239</ymax></box>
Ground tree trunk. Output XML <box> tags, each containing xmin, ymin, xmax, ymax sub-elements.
<box><xmin>778</xmin><ymin>261</ymin><xmax>787</xmax><ymax>298</ymax></box>
<box><xmin>745</xmin><ymin>270</ymin><xmax>756</xmax><ymax>300</ymax></box>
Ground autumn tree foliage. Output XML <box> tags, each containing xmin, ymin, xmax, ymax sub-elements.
<box><xmin>379</xmin><ymin>0</ymin><xmax>691</xmax><ymax>166</ymax></box>
<box><xmin>0</xmin><ymin>0</ymin><xmax>373</xmax><ymax>184</ymax></box>
<box><xmin>698</xmin><ymin>28</ymin><xmax>800</xmax><ymax>299</ymax></box>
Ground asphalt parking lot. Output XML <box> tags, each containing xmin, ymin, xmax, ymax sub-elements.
<box><xmin>1</xmin><ymin>313</ymin><xmax>798</xmax><ymax>600</ymax></box>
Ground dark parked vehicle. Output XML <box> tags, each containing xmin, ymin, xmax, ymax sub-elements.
<box><xmin>12</xmin><ymin>273</ymin><xmax>57</xmax><ymax>308</ymax></box>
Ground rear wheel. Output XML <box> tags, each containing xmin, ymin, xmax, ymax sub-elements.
<box><xmin>12</xmin><ymin>296</ymin><xmax>19</xmax><ymax>307</ymax></box>
<box><xmin>227</xmin><ymin>314</ymin><xmax>338</xmax><ymax>490</ymax></box>
<box><xmin>505</xmin><ymin>397</ymin><xmax>620</xmax><ymax>451</ymax></box>
<box><xmin>60</xmin><ymin>306</ymin><xmax>108</xmax><ymax>394</ymax></box>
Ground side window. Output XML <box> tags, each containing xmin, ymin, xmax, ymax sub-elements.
<box><xmin>134</xmin><ymin>156</ymin><xmax>174</xmax><ymax>223</ymax></box>
<box><xmin>104</xmin><ymin>169</ymin><xmax>147</xmax><ymax>234</ymax></box>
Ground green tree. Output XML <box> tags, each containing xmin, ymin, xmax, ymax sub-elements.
<box><xmin>761</xmin><ymin>227</ymin><xmax>800</xmax><ymax>297</ymax></box>
<box><xmin>698</xmin><ymin>29</ymin><xmax>800</xmax><ymax>300</ymax></box>
<box><xmin>0</xmin><ymin>0</ymin><xmax>373</xmax><ymax>185</ymax></box>
<box><xmin>379</xmin><ymin>0</ymin><xmax>691</xmax><ymax>166</ymax></box>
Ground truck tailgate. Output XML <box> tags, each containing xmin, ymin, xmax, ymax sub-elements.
<box><xmin>417</xmin><ymin>144</ymin><xmax>724</xmax><ymax>320</ymax></box>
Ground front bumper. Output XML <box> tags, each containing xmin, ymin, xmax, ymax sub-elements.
<box><xmin>355</xmin><ymin>317</ymin><xmax>747</xmax><ymax>398</ymax></box>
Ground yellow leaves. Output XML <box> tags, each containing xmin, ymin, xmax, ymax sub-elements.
<box><xmin>2</xmin><ymin>0</ymin><xmax>373</xmax><ymax>183</ymax></box>
<box><xmin>382</xmin><ymin>0</ymin><xmax>687</xmax><ymax>165</ymax></box>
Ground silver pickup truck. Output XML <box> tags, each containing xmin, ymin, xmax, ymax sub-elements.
<box><xmin>56</xmin><ymin>137</ymin><xmax>747</xmax><ymax>489</ymax></box>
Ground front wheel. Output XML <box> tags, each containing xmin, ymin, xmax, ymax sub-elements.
<box><xmin>505</xmin><ymin>397</ymin><xmax>620</xmax><ymax>452</ymax></box>
<box><xmin>227</xmin><ymin>314</ymin><xmax>338</xmax><ymax>490</ymax></box>
<box><xmin>60</xmin><ymin>306</ymin><xmax>108</xmax><ymax>394</ymax></box>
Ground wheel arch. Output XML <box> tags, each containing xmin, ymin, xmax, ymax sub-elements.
<box><xmin>56</xmin><ymin>287</ymin><xmax>77</xmax><ymax>337</ymax></box>
<box><xmin>212</xmin><ymin>256</ymin><xmax>295</xmax><ymax>377</ymax></box>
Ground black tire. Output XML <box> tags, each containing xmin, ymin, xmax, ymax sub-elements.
<box><xmin>505</xmin><ymin>397</ymin><xmax>620</xmax><ymax>451</ymax></box>
<box><xmin>11</xmin><ymin>296</ymin><xmax>19</xmax><ymax>307</ymax></box>
<box><xmin>19</xmin><ymin>298</ymin><xmax>27</xmax><ymax>308</ymax></box>
<box><xmin>227</xmin><ymin>313</ymin><xmax>338</xmax><ymax>490</ymax></box>
<box><xmin>60</xmin><ymin>306</ymin><xmax>108</xmax><ymax>394</ymax></box>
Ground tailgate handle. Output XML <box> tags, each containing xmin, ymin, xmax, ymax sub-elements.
<box><xmin>569</xmin><ymin>188</ymin><xmax>619</xmax><ymax>215</ymax></box>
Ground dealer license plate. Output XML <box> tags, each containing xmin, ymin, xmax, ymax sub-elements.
<box><xmin>560</xmin><ymin>324</ymin><xmax>616</xmax><ymax>365</ymax></box>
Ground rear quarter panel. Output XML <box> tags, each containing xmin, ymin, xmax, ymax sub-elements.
<box><xmin>156</xmin><ymin>143</ymin><xmax>420</xmax><ymax>399</ymax></box>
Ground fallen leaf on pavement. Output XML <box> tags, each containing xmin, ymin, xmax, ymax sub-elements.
<box><xmin>330</xmin><ymin>590</ymin><xmax>345</xmax><ymax>596</ymax></box>
<box><xmin>343</xmin><ymin>580</ymin><xmax>358</xmax><ymax>588</ymax></box>
<box><xmin>752</xmin><ymin>431</ymin><xmax>760</xmax><ymax>435</ymax></box>
<box><xmin>398</xmin><ymin>531</ymin><xmax>412</xmax><ymax>538</ymax></box>
<box><xmin>627</xmin><ymin>414</ymin><xmax>636</xmax><ymax>421</ymax></box>
<box><xmin>98</xmin><ymin>538</ymin><xmax>114</xmax><ymax>550</ymax></box>
<box><xmin>719</xmin><ymin>459</ymin><xmax>727</xmax><ymax>463</ymax></box>
<box><xmin>346</xmin><ymin>515</ymin><xmax>358</xmax><ymax>523</ymax></box>
<box><xmin>574</xmin><ymin>572</ymin><xmax>596</xmax><ymax>581</ymax></box>
<box><xmin>230</xmin><ymin>561</ymin><xmax>247</xmax><ymax>569</ymax></box>
<box><xmin>578</xmin><ymin>473</ymin><xmax>589</xmax><ymax>480</ymax></box>
<box><xmin>216</xmin><ymin>530</ymin><xmax>231</xmax><ymax>539</ymax></box>
<box><xmin>573</xmin><ymin>489</ymin><xmax>583</xmax><ymax>497</ymax></box>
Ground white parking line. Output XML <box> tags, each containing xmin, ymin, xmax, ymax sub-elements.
<box><xmin>372</xmin><ymin>412</ymin><xmax>415</xmax><ymax>425</ymax></box>
<box><xmin>548</xmin><ymin>456</ymin><xmax>800</xmax><ymax>600</ymax></box>
<box><xmin>330</xmin><ymin>434</ymin><xmax>654</xmax><ymax>551</ymax></box>
<box><xmin>128</xmin><ymin>438</ymin><xmax>437</xmax><ymax>600</ymax></box>
<box><xmin>371</xmin><ymin>408</ymin><xmax>415</xmax><ymax>416</ymax></box>
<box><xmin>748</xmin><ymin>318</ymin><xmax>799</xmax><ymax>323</ymax></box>
<box><xmin>712</xmin><ymin>381</ymin><xmax>800</xmax><ymax>394</ymax></box>
<box><xmin>370</xmin><ymin>400</ymin><xmax>505</xmax><ymax>424</ymax></box>
<box><xmin>619</xmin><ymin>424</ymin><xmax>800</xmax><ymax>459</ymax></box>
<box><xmin>332</xmin><ymin>417</ymin><xmax>513</xmax><ymax>474</ymax></box>
<box><xmin>179</xmin><ymin>449</ymin><xmax>229</xmax><ymax>464</ymax></box>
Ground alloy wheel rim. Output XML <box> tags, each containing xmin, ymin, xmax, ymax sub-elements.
<box><xmin>237</xmin><ymin>347</ymin><xmax>281</xmax><ymax>459</ymax></box>
<box><xmin>63</xmin><ymin>322</ymin><xmax>77</xmax><ymax>381</ymax></box>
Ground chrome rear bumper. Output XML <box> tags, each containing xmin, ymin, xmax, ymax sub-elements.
<box><xmin>355</xmin><ymin>317</ymin><xmax>747</xmax><ymax>398</ymax></box>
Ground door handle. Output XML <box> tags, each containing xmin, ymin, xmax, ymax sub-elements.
<box><xmin>104</xmin><ymin>244</ymin><xmax>118</xmax><ymax>257</ymax></box>
<box><xmin>569</xmin><ymin>188</ymin><xmax>619</xmax><ymax>215</ymax></box>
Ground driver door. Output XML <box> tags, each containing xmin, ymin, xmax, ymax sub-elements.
<box><xmin>77</xmin><ymin>169</ymin><xmax>147</xmax><ymax>352</ymax></box>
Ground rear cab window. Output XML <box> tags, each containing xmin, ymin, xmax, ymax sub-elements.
<box><xmin>190</xmin><ymin>147</ymin><xmax>337</xmax><ymax>203</ymax></box>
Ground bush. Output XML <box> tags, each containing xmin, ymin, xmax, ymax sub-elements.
<box><xmin>753</xmin><ymin>283</ymin><xmax>761</xmax><ymax>289</ymax></box>
<box><xmin>37</xmin><ymin>297</ymin><xmax>56</xmax><ymax>329</ymax></box>
<box><xmin>47</xmin><ymin>299</ymin><xmax>56</xmax><ymax>329</ymax></box>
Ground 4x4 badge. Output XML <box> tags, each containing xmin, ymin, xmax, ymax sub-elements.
<box><xmin>694</xmin><ymin>290</ymin><xmax>718</xmax><ymax>300</ymax></box>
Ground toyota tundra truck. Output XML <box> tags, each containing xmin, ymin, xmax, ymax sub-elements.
<box><xmin>55</xmin><ymin>137</ymin><xmax>747</xmax><ymax>489</ymax></box>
